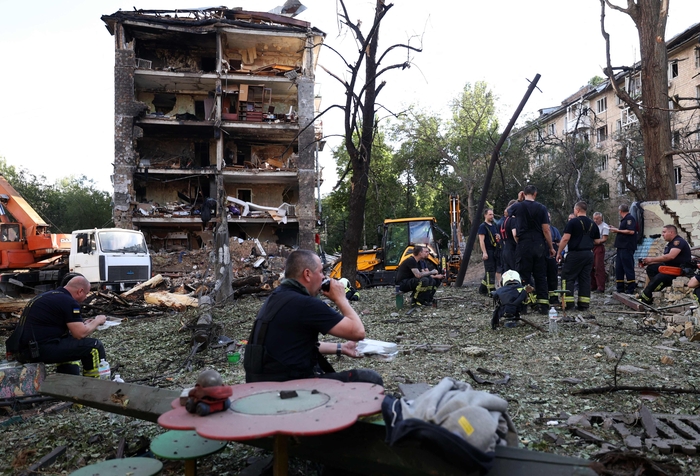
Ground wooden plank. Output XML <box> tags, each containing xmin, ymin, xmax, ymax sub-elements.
<box><xmin>662</xmin><ymin>418</ymin><xmax>700</xmax><ymax>441</ymax></box>
<box><xmin>241</xmin><ymin>420</ymin><xmax>596</xmax><ymax>476</ymax></box>
<box><xmin>612</xmin><ymin>292</ymin><xmax>647</xmax><ymax>312</ymax></box>
<box><xmin>624</xmin><ymin>435</ymin><xmax>643</xmax><ymax>450</ymax></box>
<box><xmin>266</xmin><ymin>158</ymin><xmax>285</xmax><ymax>169</ymax></box>
<box><xmin>0</xmin><ymin>297</ymin><xmax>29</xmax><ymax>313</ymax></box>
<box><xmin>18</xmin><ymin>445</ymin><xmax>66</xmax><ymax>476</ymax></box>
<box><xmin>570</xmin><ymin>428</ymin><xmax>606</xmax><ymax>444</ymax></box>
<box><xmin>612</xmin><ymin>422</ymin><xmax>631</xmax><ymax>438</ymax></box>
<box><xmin>640</xmin><ymin>405</ymin><xmax>658</xmax><ymax>438</ymax></box>
<box><xmin>40</xmin><ymin>374</ymin><xmax>179</xmax><ymax>423</ymax></box>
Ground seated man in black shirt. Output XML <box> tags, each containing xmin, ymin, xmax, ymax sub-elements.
<box><xmin>10</xmin><ymin>275</ymin><xmax>107</xmax><ymax>376</ymax></box>
<box><xmin>639</xmin><ymin>225</ymin><xmax>692</xmax><ymax>305</ymax></box>
<box><xmin>244</xmin><ymin>249</ymin><xmax>383</xmax><ymax>385</ymax></box>
<box><xmin>395</xmin><ymin>245</ymin><xmax>444</xmax><ymax>306</ymax></box>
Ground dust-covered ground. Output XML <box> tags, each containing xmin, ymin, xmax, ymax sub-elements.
<box><xmin>3</xmin><ymin>267</ymin><xmax>700</xmax><ymax>475</ymax></box>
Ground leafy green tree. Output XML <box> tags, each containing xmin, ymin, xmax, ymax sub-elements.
<box><xmin>391</xmin><ymin>81</ymin><xmax>522</xmax><ymax>229</ymax></box>
<box><xmin>0</xmin><ymin>158</ymin><xmax>112</xmax><ymax>233</ymax></box>
<box><xmin>52</xmin><ymin>176</ymin><xmax>114</xmax><ymax>232</ymax></box>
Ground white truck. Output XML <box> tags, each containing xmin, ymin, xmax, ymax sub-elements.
<box><xmin>69</xmin><ymin>228</ymin><xmax>152</xmax><ymax>292</ymax></box>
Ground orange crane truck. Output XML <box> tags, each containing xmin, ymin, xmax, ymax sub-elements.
<box><xmin>0</xmin><ymin>175</ymin><xmax>151</xmax><ymax>296</ymax></box>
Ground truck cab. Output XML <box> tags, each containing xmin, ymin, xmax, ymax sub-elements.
<box><xmin>70</xmin><ymin>228</ymin><xmax>151</xmax><ymax>291</ymax></box>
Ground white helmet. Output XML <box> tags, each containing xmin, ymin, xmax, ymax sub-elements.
<box><xmin>501</xmin><ymin>270</ymin><xmax>521</xmax><ymax>286</ymax></box>
<box><xmin>338</xmin><ymin>278</ymin><xmax>352</xmax><ymax>293</ymax></box>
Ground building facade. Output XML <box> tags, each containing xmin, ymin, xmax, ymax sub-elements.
<box><xmin>528</xmin><ymin>22</ymin><xmax>700</xmax><ymax>204</ymax></box>
<box><xmin>102</xmin><ymin>7</ymin><xmax>325</xmax><ymax>250</ymax></box>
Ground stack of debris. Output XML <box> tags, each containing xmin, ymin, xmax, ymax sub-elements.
<box><xmin>659</xmin><ymin>314</ymin><xmax>700</xmax><ymax>340</ymax></box>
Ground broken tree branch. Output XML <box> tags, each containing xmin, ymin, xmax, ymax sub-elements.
<box><xmin>519</xmin><ymin>316</ymin><xmax>546</xmax><ymax>332</ymax></box>
<box><xmin>613</xmin><ymin>349</ymin><xmax>626</xmax><ymax>388</ymax></box>
<box><xmin>573</xmin><ymin>384</ymin><xmax>700</xmax><ymax>396</ymax></box>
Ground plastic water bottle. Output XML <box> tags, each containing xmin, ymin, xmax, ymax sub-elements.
<box><xmin>98</xmin><ymin>359</ymin><xmax>110</xmax><ymax>380</ymax></box>
<box><xmin>548</xmin><ymin>307</ymin><xmax>558</xmax><ymax>335</ymax></box>
<box><xmin>110</xmin><ymin>374</ymin><xmax>126</xmax><ymax>424</ymax></box>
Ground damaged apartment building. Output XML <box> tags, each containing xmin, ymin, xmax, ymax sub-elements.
<box><xmin>101</xmin><ymin>7</ymin><xmax>325</xmax><ymax>250</ymax></box>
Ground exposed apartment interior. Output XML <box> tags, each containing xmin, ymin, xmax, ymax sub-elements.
<box><xmin>102</xmin><ymin>6</ymin><xmax>325</xmax><ymax>251</ymax></box>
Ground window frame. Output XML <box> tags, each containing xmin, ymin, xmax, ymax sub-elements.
<box><xmin>596</xmin><ymin>125</ymin><xmax>608</xmax><ymax>143</ymax></box>
<box><xmin>596</xmin><ymin>97</ymin><xmax>607</xmax><ymax>113</ymax></box>
<box><xmin>674</xmin><ymin>166</ymin><xmax>682</xmax><ymax>185</ymax></box>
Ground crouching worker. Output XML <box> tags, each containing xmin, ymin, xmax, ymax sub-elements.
<box><xmin>244</xmin><ymin>249</ymin><xmax>383</xmax><ymax>385</ymax></box>
<box><xmin>639</xmin><ymin>225</ymin><xmax>691</xmax><ymax>305</ymax></box>
<box><xmin>491</xmin><ymin>270</ymin><xmax>529</xmax><ymax>330</ymax></box>
<box><xmin>685</xmin><ymin>262</ymin><xmax>700</xmax><ymax>303</ymax></box>
<box><xmin>6</xmin><ymin>276</ymin><xmax>107</xmax><ymax>377</ymax></box>
<box><xmin>395</xmin><ymin>245</ymin><xmax>444</xmax><ymax>307</ymax></box>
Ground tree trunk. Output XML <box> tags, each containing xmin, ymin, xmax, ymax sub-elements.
<box><xmin>465</xmin><ymin>184</ymin><xmax>475</xmax><ymax>232</ymax></box>
<box><xmin>214</xmin><ymin>174</ymin><xmax>233</xmax><ymax>303</ymax></box>
<box><xmin>340</xmin><ymin>1</ymin><xmax>382</xmax><ymax>284</ymax></box>
<box><xmin>635</xmin><ymin>0</ymin><xmax>675</xmax><ymax>200</ymax></box>
<box><xmin>601</xmin><ymin>0</ymin><xmax>675</xmax><ymax>200</ymax></box>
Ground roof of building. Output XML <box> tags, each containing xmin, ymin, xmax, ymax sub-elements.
<box><xmin>532</xmin><ymin>21</ymin><xmax>700</xmax><ymax>124</ymax></box>
<box><xmin>102</xmin><ymin>7</ymin><xmax>326</xmax><ymax>37</ymax></box>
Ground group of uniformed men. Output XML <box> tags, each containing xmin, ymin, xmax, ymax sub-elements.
<box><xmin>391</xmin><ymin>182</ymin><xmax>697</xmax><ymax>314</ymax></box>
<box><xmin>479</xmin><ymin>185</ymin><xmax>598</xmax><ymax>313</ymax></box>
<box><xmin>478</xmin><ymin>185</ymin><xmax>697</xmax><ymax>315</ymax></box>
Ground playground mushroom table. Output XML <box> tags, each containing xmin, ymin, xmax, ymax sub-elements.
<box><xmin>158</xmin><ymin>378</ymin><xmax>385</xmax><ymax>476</ymax></box>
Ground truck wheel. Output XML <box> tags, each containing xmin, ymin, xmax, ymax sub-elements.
<box><xmin>185</xmin><ymin>398</ymin><xmax>197</xmax><ymax>414</ymax></box>
<box><xmin>357</xmin><ymin>274</ymin><xmax>370</xmax><ymax>290</ymax></box>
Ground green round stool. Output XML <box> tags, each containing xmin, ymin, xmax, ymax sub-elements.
<box><xmin>150</xmin><ymin>430</ymin><xmax>228</xmax><ymax>476</ymax></box>
<box><xmin>69</xmin><ymin>457</ymin><xmax>162</xmax><ymax>476</ymax></box>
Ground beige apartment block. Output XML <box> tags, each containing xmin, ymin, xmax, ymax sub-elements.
<box><xmin>102</xmin><ymin>7</ymin><xmax>325</xmax><ymax>250</ymax></box>
<box><xmin>527</xmin><ymin>22</ymin><xmax>700</xmax><ymax>206</ymax></box>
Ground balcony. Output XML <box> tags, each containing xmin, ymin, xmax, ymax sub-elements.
<box><xmin>564</xmin><ymin>115</ymin><xmax>591</xmax><ymax>134</ymax></box>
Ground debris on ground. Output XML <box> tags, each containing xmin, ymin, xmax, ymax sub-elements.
<box><xmin>3</xmin><ymin>260</ymin><xmax>700</xmax><ymax>474</ymax></box>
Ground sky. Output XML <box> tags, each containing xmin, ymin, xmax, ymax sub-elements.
<box><xmin>0</xmin><ymin>0</ymin><xmax>697</xmax><ymax>195</ymax></box>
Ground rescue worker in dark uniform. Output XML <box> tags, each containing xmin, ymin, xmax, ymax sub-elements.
<box><xmin>610</xmin><ymin>204</ymin><xmax>638</xmax><ymax>294</ymax></box>
<box><xmin>500</xmin><ymin>200</ymin><xmax>518</xmax><ymax>273</ymax></box>
<box><xmin>10</xmin><ymin>276</ymin><xmax>107</xmax><ymax>376</ymax></box>
<box><xmin>491</xmin><ymin>270</ymin><xmax>529</xmax><ymax>330</ymax></box>
<box><xmin>555</xmin><ymin>202</ymin><xmax>601</xmax><ymax>311</ymax></box>
<box><xmin>508</xmin><ymin>185</ymin><xmax>555</xmax><ymax>314</ymax></box>
<box><xmin>396</xmin><ymin>245</ymin><xmax>444</xmax><ymax>306</ymax></box>
<box><xmin>547</xmin><ymin>213</ymin><xmax>562</xmax><ymax>305</ymax></box>
<box><xmin>478</xmin><ymin>208</ymin><xmax>501</xmax><ymax>296</ymax></box>
<box><xmin>686</xmin><ymin>263</ymin><xmax>700</xmax><ymax>304</ymax></box>
<box><xmin>244</xmin><ymin>249</ymin><xmax>382</xmax><ymax>385</ymax></box>
<box><xmin>639</xmin><ymin>225</ymin><xmax>691</xmax><ymax>305</ymax></box>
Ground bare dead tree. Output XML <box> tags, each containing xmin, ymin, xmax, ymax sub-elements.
<box><xmin>322</xmin><ymin>0</ymin><xmax>422</xmax><ymax>283</ymax></box>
